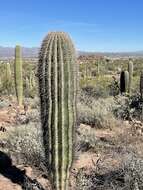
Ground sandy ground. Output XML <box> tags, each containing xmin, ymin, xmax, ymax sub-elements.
<box><xmin>0</xmin><ymin>102</ymin><xmax>142</xmax><ymax>190</ymax></box>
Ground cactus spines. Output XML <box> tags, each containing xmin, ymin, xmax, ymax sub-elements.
<box><xmin>38</xmin><ymin>32</ymin><xmax>77</xmax><ymax>190</ymax></box>
<box><xmin>14</xmin><ymin>45</ymin><xmax>23</xmax><ymax>105</ymax></box>
<box><xmin>120</xmin><ymin>71</ymin><xmax>129</xmax><ymax>94</ymax></box>
<box><xmin>128</xmin><ymin>60</ymin><xmax>133</xmax><ymax>94</ymax></box>
<box><xmin>140</xmin><ymin>71</ymin><xmax>143</xmax><ymax>99</ymax></box>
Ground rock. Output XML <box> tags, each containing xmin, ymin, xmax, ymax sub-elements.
<box><xmin>0</xmin><ymin>176</ymin><xmax>21</xmax><ymax>190</ymax></box>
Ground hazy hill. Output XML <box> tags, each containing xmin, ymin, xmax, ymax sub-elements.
<box><xmin>0</xmin><ymin>47</ymin><xmax>39</xmax><ymax>58</ymax></box>
<box><xmin>1</xmin><ymin>46</ymin><xmax>143</xmax><ymax>58</ymax></box>
<box><xmin>78</xmin><ymin>51</ymin><xmax>143</xmax><ymax>58</ymax></box>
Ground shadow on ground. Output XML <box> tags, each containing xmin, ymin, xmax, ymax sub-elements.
<box><xmin>0</xmin><ymin>151</ymin><xmax>45</xmax><ymax>190</ymax></box>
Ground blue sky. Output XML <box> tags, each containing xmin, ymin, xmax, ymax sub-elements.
<box><xmin>0</xmin><ymin>0</ymin><xmax>143</xmax><ymax>52</ymax></box>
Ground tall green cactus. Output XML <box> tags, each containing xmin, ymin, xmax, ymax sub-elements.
<box><xmin>128</xmin><ymin>60</ymin><xmax>133</xmax><ymax>94</ymax></box>
<box><xmin>140</xmin><ymin>71</ymin><xmax>143</xmax><ymax>100</ymax></box>
<box><xmin>120</xmin><ymin>71</ymin><xmax>129</xmax><ymax>94</ymax></box>
<box><xmin>38</xmin><ymin>32</ymin><xmax>77</xmax><ymax>190</ymax></box>
<box><xmin>14</xmin><ymin>45</ymin><xmax>23</xmax><ymax>105</ymax></box>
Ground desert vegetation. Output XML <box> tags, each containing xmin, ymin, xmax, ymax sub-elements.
<box><xmin>0</xmin><ymin>32</ymin><xmax>143</xmax><ymax>190</ymax></box>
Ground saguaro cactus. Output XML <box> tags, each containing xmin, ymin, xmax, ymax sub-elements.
<box><xmin>14</xmin><ymin>45</ymin><xmax>23</xmax><ymax>105</ymax></box>
<box><xmin>5</xmin><ymin>63</ymin><xmax>12</xmax><ymax>94</ymax></box>
<box><xmin>25</xmin><ymin>77</ymin><xmax>30</xmax><ymax>97</ymax></box>
<box><xmin>120</xmin><ymin>71</ymin><xmax>129</xmax><ymax>94</ymax></box>
<box><xmin>38</xmin><ymin>32</ymin><xmax>77</xmax><ymax>190</ymax></box>
<box><xmin>128</xmin><ymin>60</ymin><xmax>133</xmax><ymax>94</ymax></box>
<box><xmin>29</xmin><ymin>71</ymin><xmax>36</xmax><ymax>89</ymax></box>
<box><xmin>97</xmin><ymin>60</ymin><xmax>100</xmax><ymax>75</ymax></box>
<box><xmin>6</xmin><ymin>62</ymin><xmax>11</xmax><ymax>80</ymax></box>
<box><xmin>140</xmin><ymin>71</ymin><xmax>143</xmax><ymax>99</ymax></box>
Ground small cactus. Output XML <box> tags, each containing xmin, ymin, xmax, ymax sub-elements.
<box><xmin>128</xmin><ymin>60</ymin><xmax>134</xmax><ymax>94</ymax></box>
<box><xmin>14</xmin><ymin>45</ymin><xmax>23</xmax><ymax>105</ymax></box>
<box><xmin>120</xmin><ymin>71</ymin><xmax>129</xmax><ymax>94</ymax></box>
<box><xmin>38</xmin><ymin>32</ymin><xmax>77</xmax><ymax>190</ymax></box>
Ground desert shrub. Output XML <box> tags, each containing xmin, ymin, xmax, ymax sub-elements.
<box><xmin>76</xmin><ymin>167</ymin><xmax>124</xmax><ymax>190</ymax></box>
<box><xmin>123</xmin><ymin>154</ymin><xmax>143</xmax><ymax>190</ymax></box>
<box><xmin>108</xmin><ymin>76</ymin><xmax>120</xmax><ymax>96</ymax></box>
<box><xmin>27</xmin><ymin>109</ymin><xmax>40</xmax><ymax>123</ymax></box>
<box><xmin>29</xmin><ymin>97</ymin><xmax>40</xmax><ymax>109</ymax></box>
<box><xmin>80</xmin><ymin>75</ymin><xmax>112</xmax><ymax>99</ymax></box>
<box><xmin>114</xmin><ymin>94</ymin><xmax>143</xmax><ymax>120</ymax></box>
<box><xmin>129</xmin><ymin>75</ymin><xmax>140</xmax><ymax>94</ymax></box>
<box><xmin>1</xmin><ymin>123</ymin><xmax>45</xmax><ymax>168</ymax></box>
<box><xmin>90</xmin><ymin>84</ymin><xmax>110</xmax><ymax>99</ymax></box>
<box><xmin>76</xmin><ymin>125</ymin><xmax>98</xmax><ymax>152</ymax></box>
<box><xmin>76</xmin><ymin>153</ymin><xmax>143</xmax><ymax>190</ymax></box>
<box><xmin>24</xmin><ymin>97</ymin><xmax>40</xmax><ymax>109</ymax></box>
<box><xmin>78</xmin><ymin>91</ymin><xmax>118</xmax><ymax>128</ymax></box>
<box><xmin>76</xmin><ymin>168</ymin><xmax>93</xmax><ymax>190</ymax></box>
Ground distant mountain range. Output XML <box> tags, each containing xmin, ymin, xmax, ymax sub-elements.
<box><xmin>0</xmin><ymin>47</ymin><xmax>39</xmax><ymax>58</ymax></box>
<box><xmin>1</xmin><ymin>46</ymin><xmax>143</xmax><ymax>58</ymax></box>
<box><xmin>78</xmin><ymin>51</ymin><xmax>143</xmax><ymax>58</ymax></box>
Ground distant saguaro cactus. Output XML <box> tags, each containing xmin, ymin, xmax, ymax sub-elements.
<box><xmin>5</xmin><ymin>62</ymin><xmax>11</xmax><ymax>80</ymax></box>
<box><xmin>29</xmin><ymin>71</ymin><xmax>36</xmax><ymax>89</ymax></box>
<box><xmin>0</xmin><ymin>77</ymin><xmax>2</xmax><ymax>92</ymax></box>
<box><xmin>25</xmin><ymin>77</ymin><xmax>30</xmax><ymax>97</ymax></box>
<box><xmin>120</xmin><ymin>71</ymin><xmax>129</xmax><ymax>94</ymax></box>
<box><xmin>29</xmin><ymin>74</ymin><xmax>33</xmax><ymax>91</ymax></box>
<box><xmin>128</xmin><ymin>60</ymin><xmax>133</xmax><ymax>94</ymax></box>
<box><xmin>5</xmin><ymin>63</ymin><xmax>12</xmax><ymax>94</ymax></box>
<box><xmin>38</xmin><ymin>32</ymin><xmax>77</xmax><ymax>190</ymax></box>
<box><xmin>14</xmin><ymin>45</ymin><xmax>23</xmax><ymax>105</ymax></box>
<box><xmin>96</xmin><ymin>60</ymin><xmax>100</xmax><ymax>76</ymax></box>
<box><xmin>140</xmin><ymin>71</ymin><xmax>143</xmax><ymax>99</ymax></box>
